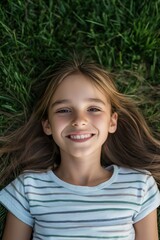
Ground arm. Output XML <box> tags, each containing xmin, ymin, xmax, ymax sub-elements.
<box><xmin>134</xmin><ymin>209</ymin><xmax>159</xmax><ymax>240</ymax></box>
<box><xmin>2</xmin><ymin>212</ymin><xmax>32</xmax><ymax>240</ymax></box>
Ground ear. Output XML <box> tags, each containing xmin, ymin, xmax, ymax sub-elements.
<box><xmin>42</xmin><ymin>119</ymin><xmax>52</xmax><ymax>135</ymax></box>
<box><xmin>109</xmin><ymin>112</ymin><xmax>118</xmax><ymax>133</ymax></box>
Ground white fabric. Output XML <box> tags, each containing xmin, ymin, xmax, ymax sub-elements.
<box><xmin>0</xmin><ymin>165</ymin><xmax>160</xmax><ymax>240</ymax></box>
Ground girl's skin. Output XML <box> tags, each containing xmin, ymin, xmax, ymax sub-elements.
<box><xmin>2</xmin><ymin>73</ymin><xmax>159</xmax><ymax>240</ymax></box>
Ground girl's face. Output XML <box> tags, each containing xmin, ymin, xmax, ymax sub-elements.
<box><xmin>42</xmin><ymin>73</ymin><xmax>118</xmax><ymax>159</ymax></box>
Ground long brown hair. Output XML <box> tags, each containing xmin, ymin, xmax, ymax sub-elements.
<box><xmin>0</xmin><ymin>58</ymin><xmax>160</xmax><ymax>186</ymax></box>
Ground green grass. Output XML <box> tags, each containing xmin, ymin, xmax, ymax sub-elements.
<box><xmin>0</xmin><ymin>0</ymin><xmax>160</xmax><ymax>237</ymax></box>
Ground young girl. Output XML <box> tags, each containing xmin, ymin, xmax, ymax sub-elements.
<box><xmin>0</xmin><ymin>58</ymin><xmax>160</xmax><ymax>240</ymax></box>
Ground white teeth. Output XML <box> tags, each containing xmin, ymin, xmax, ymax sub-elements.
<box><xmin>70</xmin><ymin>134</ymin><xmax>92</xmax><ymax>139</ymax></box>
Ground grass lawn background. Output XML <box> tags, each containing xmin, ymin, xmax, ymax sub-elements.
<box><xmin>0</xmin><ymin>0</ymin><xmax>160</xmax><ymax>237</ymax></box>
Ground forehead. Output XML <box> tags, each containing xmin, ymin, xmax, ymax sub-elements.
<box><xmin>51</xmin><ymin>73</ymin><xmax>107</xmax><ymax>102</ymax></box>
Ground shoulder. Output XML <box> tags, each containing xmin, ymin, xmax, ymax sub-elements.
<box><xmin>114</xmin><ymin>166</ymin><xmax>157</xmax><ymax>191</ymax></box>
<box><xmin>116</xmin><ymin>166</ymin><xmax>160</xmax><ymax>197</ymax></box>
<box><xmin>117</xmin><ymin>166</ymin><xmax>151</xmax><ymax>181</ymax></box>
<box><xmin>1</xmin><ymin>170</ymin><xmax>53</xmax><ymax>193</ymax></box>
<box><xmin>19</xmin><ymin>170</ymin><xmax>53</xmax><ymax>186</ymax></box>
<box><xmin>115</xmin><ymin>165</ymin><xmax>160</xmax><ymax>199</ymax></box>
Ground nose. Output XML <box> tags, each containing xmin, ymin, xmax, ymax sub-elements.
<box><xmin>71</xmin><ymin>112</ymin><xmax>88</xmax><ymax>127</ymax></box>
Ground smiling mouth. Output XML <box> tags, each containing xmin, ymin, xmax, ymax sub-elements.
<box><xmin>67</xmin><ymin>133</ymin><xmax>95</xmax><ymax>141</ymax></box>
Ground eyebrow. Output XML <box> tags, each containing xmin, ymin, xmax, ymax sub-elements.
<box><xmin>51</xmin><ymin>98</ymin><xmax>106</xmax><ymax>108</ymax></box>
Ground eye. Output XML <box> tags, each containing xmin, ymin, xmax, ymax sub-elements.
<box><xmin>55</xmin><ymin>108</ymin><xmax>71</xmax><ymax>113</ymax></box>
<box><xmin>88</xmin><ymin>107</ymin><xmax>101</xmax><ymax>112</ymax></box>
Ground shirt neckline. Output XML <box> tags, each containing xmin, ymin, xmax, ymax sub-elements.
<box><xmin>48</xmin><ymin>165</ymin><xmax>119</xmax><ymax>194</ymax></box>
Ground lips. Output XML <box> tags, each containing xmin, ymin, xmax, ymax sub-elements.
<box><xmin>70</xmin><ymin>133</ymin><xmax>93</xmax><ymax>139</ymax></box>
<box><xmin>66</xmin><ymin>133</ymin><xmax>95</xmax><ymax>142</ymax></box>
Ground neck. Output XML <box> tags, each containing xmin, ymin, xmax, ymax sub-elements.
<box><xmin>54</xmin><ymin>152</ymin><xmax>112</xmax><ymax>186</ymax></box>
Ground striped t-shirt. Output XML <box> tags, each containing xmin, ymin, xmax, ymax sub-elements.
<box><xmin>0</xmin><ymin>165</ymin><xmax>160</xmax><ymax>239</ymax></box>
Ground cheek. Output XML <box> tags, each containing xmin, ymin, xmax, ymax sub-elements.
<box><xmin>92</xmin><ymin>115</ymin><xmax>109</xmax><ymax>127</ymax></box>
<box><xmin>50</xmin><ymin>117</ymin><xmax>69</xmax><ymax>134</ymax></box>
<box><xmin>92</xmin><ymin>116</ymin><xmax>111</xmax><ymax>140</ymax></box>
